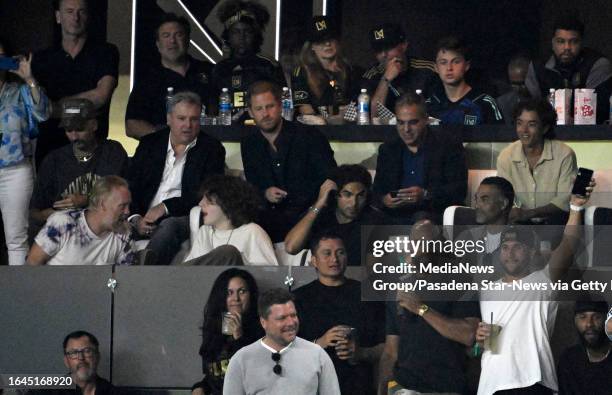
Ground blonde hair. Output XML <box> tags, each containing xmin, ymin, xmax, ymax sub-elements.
<box><xmin>88</xmin><ymin>176</ymin><xmax>129</xmax><ymax>209</ymax></box>
<box><xmin>298</xmin><ymin>41</ymin><xmax>349</xmax><ymax>101</ymax></box>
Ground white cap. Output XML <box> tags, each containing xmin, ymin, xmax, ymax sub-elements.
<box><xmin>360</xmin><ymin>88</ymin><xmax>367</xmax><ymax>93</ymax></box>
<box><xmin>222</xmin><ymin>87</ymin><xmax>228</xmax><ymax>92</ymax></box>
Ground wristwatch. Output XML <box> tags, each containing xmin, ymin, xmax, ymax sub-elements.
<box><xmin>418</xmin><ymin>304</ymin><xmax>429</xmax><ymax>317</ymax></box>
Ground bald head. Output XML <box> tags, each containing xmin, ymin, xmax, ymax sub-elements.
<box><xmin>507</xmin><ymin>55</ymin><xmax>530</xmax><ymax>86</ymax></box>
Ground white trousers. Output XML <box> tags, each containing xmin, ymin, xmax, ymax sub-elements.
<box><xmin>0</xmin><ymin>161</ymin><xmax>33</xmax><ymax>265</ymax></box>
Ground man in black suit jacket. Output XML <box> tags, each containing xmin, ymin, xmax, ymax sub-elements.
<box><xmin>373</xmin><ymin>92</ymin><xmax>466</xmax><ymax>224</ymax></box>
<box><xmin>128</xmin><ymin>91</ymin><xmax>225</xmax><ymax>264</ymax></box>
<box><xmin>241</xmin><ymin>81</ymin><xmax>336</xmax><ymax>242</ymax></box>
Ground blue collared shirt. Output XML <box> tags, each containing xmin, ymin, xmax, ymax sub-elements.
<box><xmin>401</xmin><ymin>146</ymin><xmax>425</xmax><ymax>188</ymax></box>
<box><xmin>0</xmin><ymin>81</ymin><xmax>50</xmax><ymax>168</ymax></box>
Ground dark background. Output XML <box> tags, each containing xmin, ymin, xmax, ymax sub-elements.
<box><xmin>1</xmin><ymin>0</ymin><xmax>611</xmax><ymax>82</ymax></box>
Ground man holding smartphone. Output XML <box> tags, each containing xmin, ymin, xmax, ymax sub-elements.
<box><xmin>373</xmin><ymin>92</ymin><xmax>467</xmax><ymax>224</ymax></box>
<box><xmin>476</xmin><ymin>180</ymin><xmax>595</xmax><ymax>394</ymax></box>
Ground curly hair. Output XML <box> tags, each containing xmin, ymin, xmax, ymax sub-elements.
<box><xmin>330</xmin><ymin>164</ymin><xmax>372</xmax><ymax>191</ymax></box>
<box><xmin>200</xmin><ymin>175</ymin><xmax>262</xmax><ymax>228</ymax></box>
<box><xmin>512</xmin><ymin>98</ymin><xmax>557</xmax><ymax>139</ymax></box>
<box><xmin>217</xmin><ymin>0</ymin><xmax>270</xmax><ymax>54</ymax></box>
<box><xmin>199</xmin><ymin>269</ymin><xmax>260</xmax><ymax>362</ymax></box>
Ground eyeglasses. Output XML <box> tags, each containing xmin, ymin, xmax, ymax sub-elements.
<box><xmin>271</xmin><ymin>352</ymin><xmax>282</xmax><ymax>375</ymax></box>
<box><xmin>64</xmin><ymin>347</ymin><xmax>96</xmax><ymax>359</ymax></box>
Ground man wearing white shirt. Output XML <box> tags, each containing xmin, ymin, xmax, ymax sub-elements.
<box><xmin>27</xmin><ymin>175</ymin><xmax>135</xmax><ymax>265</ymax></box>
<box><xmin>476</xmin><ymin>182</ymin><xmax>594</xmax><ymax>395</ymax></box>
<box><xmin>127</xmin><ymin>91</ymin><xmax>225</xmax><ymax>264</ymax></box>
<box><xmin>223</xmin><ymin>288</ymin><xmax>340</xmax><ymax>395</ymax></box>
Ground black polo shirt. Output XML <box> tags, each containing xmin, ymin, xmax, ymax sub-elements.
<box><xmin>126</xmin><ymin>56</ymin><xmax>213</xmax><ymax>127</ymax></box>
<box><xmin>33</xmin><ymin>40</ymin><xmax>119</xmax><ymax>163</ymax></box>
<box><xmin>211</xmin><ymin>53</ymin><xmax>286</xmax><ymax>115</ymax></box>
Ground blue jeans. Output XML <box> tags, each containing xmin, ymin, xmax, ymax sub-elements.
<box><xmin>146</xmin><ymin>216</ymin><xmax>189</xmax><ymax>265</ymax></box>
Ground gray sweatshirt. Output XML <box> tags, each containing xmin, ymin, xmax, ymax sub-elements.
<box><xmin>223</xmin><ymin>337</ymin><xmax>341</xmax><ymax>395</ymax></box>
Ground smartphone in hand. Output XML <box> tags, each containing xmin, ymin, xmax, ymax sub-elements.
<box><xmin>0</xmin><ymin>57</ymin><xmax>18</xmax><ymax>70</ymax></box>
<box><xmin>571</xmin><ymin>167</ymin><xmax>594</xmax><ymax>196</ymax></box>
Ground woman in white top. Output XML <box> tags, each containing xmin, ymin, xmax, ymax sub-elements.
<box><xmin>185</xmin><ymin>175</ymin><xmax>278</xmax><ymax>265</ymax></box>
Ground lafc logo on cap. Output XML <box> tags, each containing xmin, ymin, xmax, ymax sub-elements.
<box><xmin>232</xmin><ymin>75</ymin><xmax>242</xmax><ymax>88</ymax></box>
<box><xmin>316</xmin><ymin>21</ymin><xmax>327</xmax><ymax>31</ymax></box>
<box><xmin>374</xmin><ymin>29</ymin><xmax>385</xmax><ymax>40</ymax></box>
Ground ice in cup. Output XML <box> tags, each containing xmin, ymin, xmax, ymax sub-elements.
<box><xmin>484</xmin><ymin>324</ymin><xmax>502</xmax><ymax>353</ymax></box>
<box><xmin>221</xmin><ymin>312</ymin><xmax>233</xmax><ymax>335</ymax></box>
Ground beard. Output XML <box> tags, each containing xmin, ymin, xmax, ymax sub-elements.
<box><xmin>579</xmin><ymin>328</ymin><xmax>607</xmax><ymax>349</ymax></box>
<box><xmin>258</xmin><ymin>117</ymin><xmax>282</xmax><ymax>134</ymax></box>
<box><xmin>72</xmin><ymin>363</ymin><xmax>96</xmax><ymax>382</ymax></box>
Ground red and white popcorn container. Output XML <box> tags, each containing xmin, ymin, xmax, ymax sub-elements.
<box><xmin>554</xmin><ymin>89</ymin><xmax>573</xmax><ymax>125</ymax></box>
<box><xmin>574</xmin><ymin>88</ymin><xmax>597</xmax><ymax>125</ymax></box>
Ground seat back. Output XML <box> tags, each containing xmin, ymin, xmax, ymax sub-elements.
<box><xmin>585</xmin><ymin>206</ymin><xmax>612</xmax><ymax>267</ymax></box>
<box><xmin>273</xmin><ymin>242</ymin><xmax>312</xmax><ymax>266</ymax></box>
<box><xmin>443</xmin><ymin>205</ymin><xmax>477</xmax><ymax>240</ymax></box>
<box><xmin>189</xmin><ymin>206</ymin><xmax>202</xmax><ymax>244</ymax></box>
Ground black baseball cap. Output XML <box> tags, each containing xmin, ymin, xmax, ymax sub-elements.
<box><xmin>369</xmin><ymin>23</ymin><xmax>406</xmax><ymax>53</ymax></box>
<box><xmin>575</xmin><ymin>298</ymin><xmax>609</xmax><ymax>315</ymax></box>
<box><xmin>500</xmin><ymin>226</ymin><xmax>536</xmax><ymax>249</ymax></box>
<box><xmin>309</xmin><ymin>16</ymin><xmax>339</xmax><ymax>43</ymax></box>
<box><xmin>59</xmin><ymin>99</ymin><xmax>97</xmax><ymax>131</ymax></box>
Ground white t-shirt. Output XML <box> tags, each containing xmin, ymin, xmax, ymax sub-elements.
<box><xmin>478</xmin><ymin>268</ymin><xmax>558</xmax><ymax>395</ymax></box>
<box><xmin>485</xmin><ymin>231</ymin><xmax>501</xmax><ymax>254</ymax></box>
<box><xmin>185</xmin><ymin>222</ymin><xmax>278</xmax><ymax>265</ymax></box>
<box><xmin>35</xmin><ymin>210</ymin><xmax>135</xmax><ymax>265</ymax></box>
